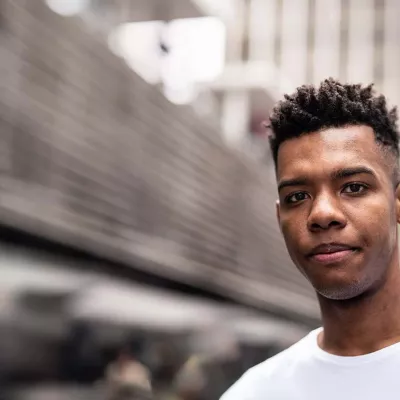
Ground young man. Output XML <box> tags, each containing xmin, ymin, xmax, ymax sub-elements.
<box><xmin>221</xmin><ymin>78</ymin><xmax>400</xmax><ymax>400</ymax></box>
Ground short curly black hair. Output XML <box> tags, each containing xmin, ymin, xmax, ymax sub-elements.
<box><xmin>268</xmin><ymin>78</ymin><xmax>399</xmax><ymax>176</ymax></box>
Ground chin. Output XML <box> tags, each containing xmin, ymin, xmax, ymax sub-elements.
<box><xmin>315</xmin><ymin>279</ymin><xmax>370</xmax><ymax>301</ymax></box>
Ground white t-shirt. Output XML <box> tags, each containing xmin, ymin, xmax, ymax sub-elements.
<box><xmin>221</xmin><ymin>328</ymin><xmax>400</xmax><ymax>400</ymax></box>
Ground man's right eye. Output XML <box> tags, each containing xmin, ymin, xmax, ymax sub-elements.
<box><xmin>285</xmin><ymin>192</ymin><xmax>309</xmax><ymax>204</ymax></box>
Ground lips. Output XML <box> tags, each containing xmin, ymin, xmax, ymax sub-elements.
<box><xmin>307</xmin><ymin>243</ymin><xmax>359</xmax><ymax>264</ymax></box>
<box><xmin>308</xmin><ymin>243</ymin><xmax>356</xmax><ymax>256</ymax></box>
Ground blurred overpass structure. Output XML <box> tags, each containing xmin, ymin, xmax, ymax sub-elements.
<box><xmin>0</xmin><ymin>0</ymin><xmax>318</xmax><ymax>326</ymax></box>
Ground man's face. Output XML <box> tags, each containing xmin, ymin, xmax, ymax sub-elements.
<box><xmin>276</xmin><ymin>125</ymin><xmax>400</xmax><ymax>300</ymax></box>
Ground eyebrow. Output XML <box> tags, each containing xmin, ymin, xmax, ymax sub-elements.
<box><xmin>277</xmin><ymin>166</ymin><xmax>376</xmax><ymax>193</ymax></box>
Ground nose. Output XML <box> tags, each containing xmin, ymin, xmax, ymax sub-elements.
<box><xmin>307</xmin><ymin>192</ymin><xmax>347</xmax><ymax>232</ymax></box>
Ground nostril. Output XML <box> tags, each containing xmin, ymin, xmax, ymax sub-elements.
<box><xmin>329</xmin><ymin>221</ymin><xmax>342</xmax><ymax>227</ymax></box>
<box><xmin>310</xmin><ymin>219</ymin><xmax>345</xmax><ymax>232</ymax></box>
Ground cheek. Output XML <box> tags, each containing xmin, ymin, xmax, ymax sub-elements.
<box><xmin>280</xmin><ymin>216</ymin><xmax>306</xmax><ymax>251</ymax></box>
<box><xmin>279</xmin><ymin>215</ymin><xmax>292</xmax><ymax>238</ymax></box>
<box><xmin>347</xmin><ymin>197</ymin><xmax>396</xmax><ymax>248</ymax></box>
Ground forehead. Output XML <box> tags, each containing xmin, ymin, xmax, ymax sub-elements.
<box><xmin>277</xmin><ymin>125</ymin><xmax>388</xmax><ymax>180</ymax></box>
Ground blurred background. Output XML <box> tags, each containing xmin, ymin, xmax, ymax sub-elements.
<box><xmin>0</xmin><ymin>0</ymin><xmax>399</xmax><ymax>399</ymax></box>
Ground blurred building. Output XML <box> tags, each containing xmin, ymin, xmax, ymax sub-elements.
<box><xmin>213</xmin><ymin>0</ymin><xmax>400</xmax><ymax>153</ymax></box>
<box><xmin>0</xmin><ymin>0</ymin><xmax>319</xmax><ymax>324</ymax></box>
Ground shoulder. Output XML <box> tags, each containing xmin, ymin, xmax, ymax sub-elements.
<box><xmin>220</xmin><ymin>331</ymin><xmax>317</xmax><ymax>400</ymax></box>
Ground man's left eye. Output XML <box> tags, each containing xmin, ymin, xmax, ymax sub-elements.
<box><xmin>343</xmin><ymin>183</ymin><xmax>367</xmax><ymax>194</ymax></box>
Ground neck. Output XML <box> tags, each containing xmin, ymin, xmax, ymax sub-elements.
<box><xmin>318</xmin><ymin>253</ymin><xmax>400</xmax><ymax>356</ymax></box>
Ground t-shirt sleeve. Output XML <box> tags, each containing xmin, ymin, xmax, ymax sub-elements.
<box><xmin>219</xmin><ymin>370</ymin><xmax>257</xmax><ymax>400</ymax></box>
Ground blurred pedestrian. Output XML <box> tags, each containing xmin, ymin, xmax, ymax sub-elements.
<box><xmin>175</xmin><ymin>330</ymin><xmax>240</xmax><ymax>400</ymax></box>
<box><xmin>105</xmin><ymin>348</ymin><xmax>152</xmax><ymax>400</ymax></box>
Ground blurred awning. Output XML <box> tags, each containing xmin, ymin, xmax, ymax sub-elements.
<box><xmin>0</xmin><ymin>248</ymin><xmax>90</xmax><ymax>296</ymax></box>
<box><xmin>69</xmin><ymin>281</ymin><xmax>221</xmax><ymax>331</ymax></box>
<box><xmin>0</xmin><ymin>245</ymin><xmax>310</xmax><ymax>344</ymax></box>
<box><xmin>70</xmin><ymin>282</ymin><xmax>310</xmax><ymax>343</ymax></box>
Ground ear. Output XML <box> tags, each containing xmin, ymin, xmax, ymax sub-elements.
<box><xmin>396</xmin><ymin>184</ymin><xmax>400</xmax><ymax>224</ymax></box>
<box><xmin>276</xmin><ymin>199</ymin><xmax>281</xmax><ymax>230</ymax></box>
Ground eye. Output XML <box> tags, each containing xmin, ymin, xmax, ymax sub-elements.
<box><xmin>285</xmin><ymin>192</ymin><xmax>309</xmax><ymax>204</ymax></box>
<box><xmin>342</xmin><ymin>183</ymin><xmax>368</xmax><ymax>194</ymax></box>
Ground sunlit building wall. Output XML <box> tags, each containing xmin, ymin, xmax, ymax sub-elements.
<box><xmin>217</xmin><ymin>0</ymin><xmax>400</xmax><ymax>148</ymax></box>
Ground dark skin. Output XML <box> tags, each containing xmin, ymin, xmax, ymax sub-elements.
<box><xmin>276</xmin><ymin>125</ymin><xmax>400</xmax><ymax>356</ymax></box>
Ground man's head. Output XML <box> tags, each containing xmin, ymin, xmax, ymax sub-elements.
<box><xmin>269</xmin><ymin>78</ymin><xmax>400</xmax><ymax>301</ymax></box>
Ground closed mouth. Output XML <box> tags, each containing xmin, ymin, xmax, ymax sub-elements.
<box><xmin>307</xmin><ymin>243</ymin><xmax>359</xmax><ymax>258</ymax></box>
<box><xmin>309</xmin><ymin>248</ymin><xmax>359</xmax><ymax>264</ymax></box>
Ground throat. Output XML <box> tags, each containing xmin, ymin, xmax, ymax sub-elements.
<box><xmin>318</xmin><ymin>268</ymin><xmax>400</xmax><ymax>356</ymax></box>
